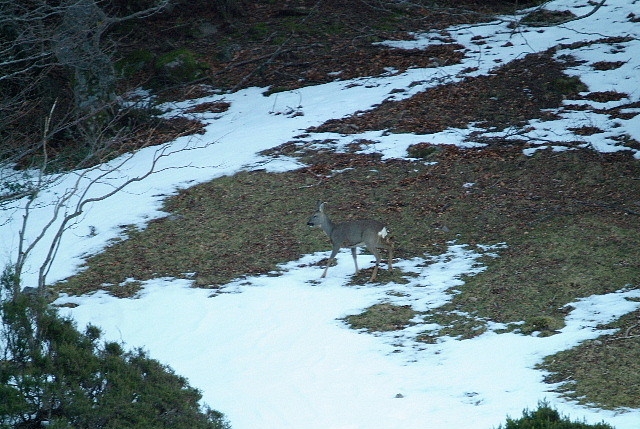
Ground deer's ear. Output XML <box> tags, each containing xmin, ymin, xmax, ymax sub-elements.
<box><xmin>319</xmin><ymin>201</ymin><xmax>327</xmax><ymax>212</ymax></box>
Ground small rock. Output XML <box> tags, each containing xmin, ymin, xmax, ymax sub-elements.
<box><xmin>196</xmin><ymin>22</ymin><xmax>219</xmax><ymax>38</ymax></box>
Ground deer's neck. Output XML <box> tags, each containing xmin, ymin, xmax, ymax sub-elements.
<box><xmin>320</xmin><ymin>215</ymin><xmax>335</xmax><ymax>237</ymax></box>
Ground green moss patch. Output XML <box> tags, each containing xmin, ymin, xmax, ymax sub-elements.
<box><xmin>116</xmin><ymin>49</ymin><xmax>154</xmax><ymax>77</ymax></box>
<box><xmin>153</xmin><ymin>48</ymin><xmax>209</xmax><ymax>85</ymax></box>
<box><xmin>417</xmin><ymin>310</ymin><xmax>488</xmax><ymax>343</ymax></box>
<box><xmin>343</xmin><ymin>303</ymin><xmax>417</xmax><ymax>332</ymax></box>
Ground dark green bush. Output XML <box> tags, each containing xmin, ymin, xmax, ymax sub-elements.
<box><xmin>497</xmin><ymin>403</ymin><xmax>614</xmax><ymax>429</ymax></box>
<box><xmin>0</xmin><ymin>283</ymin><xmax>229</xmax><ymax>429</ymax></box>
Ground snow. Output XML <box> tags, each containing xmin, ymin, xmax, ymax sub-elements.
<box><xmin>2</xmin><ymin>0</ymin><xmax>640</xmax><ymax>428</ymax></box>
<box><xmin>57</xmin><ymin>253</ymin><xmax>640</xmax><ymax>429</ymax></box>
<box><xmin>57</xmin><ymin>252</ymin><xmax>640</xmax><ymax>429</ymax></box>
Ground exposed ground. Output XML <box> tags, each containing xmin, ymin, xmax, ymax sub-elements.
<box><xmin>54</xmin><ymin>0</ymin><xmax>640</xmax><ymax>412</ymax></box>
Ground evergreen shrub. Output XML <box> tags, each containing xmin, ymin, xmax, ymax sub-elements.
<box><xmin>0</xmin><ymin>279</ymin><xmax>229</xmax><ymax>429</ymax></box>
<box><xmin>497</xmin><ymin>403</ymin><xmax>614</xmax><ymax>429</ymax></box>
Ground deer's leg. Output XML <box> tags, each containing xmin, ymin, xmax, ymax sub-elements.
<box><xmin>367</xmin><ymin>246</ymin><xmax>381</xmax><ymax>282</ymax></box>
<box><xmin>322</xmin><ymin>246</ymin><xmax>340</xmax><ymax>278</ymax></box>
<box><xmin>387</xmin><ymin>242</ymin><xmax>394</xmax><ymax>271</ymax></box>
<box><xmin>351</xmin><ymin>247</ymin><xmax>359</xmax><ymax>274</ymax></box>
<box><xmin>369</xmin><ymin>265</ymin><xmax>379</xmax><ymax>282</ymax></box>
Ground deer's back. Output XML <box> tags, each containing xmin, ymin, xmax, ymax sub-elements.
<box><xmin>331</xmin><ymin>220</ymin><xmax>386</xmax><ymax>247</ymax></box>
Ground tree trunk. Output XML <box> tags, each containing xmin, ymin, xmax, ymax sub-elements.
<box><xmin>53</xmin><ymin>0</ymin><xmax>116</xmax><ymax>145</ymax></box>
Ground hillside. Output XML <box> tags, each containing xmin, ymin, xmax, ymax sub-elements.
<box><xmin>1</xmin><ymin>0</ymin><xmax>639</xmax><ymax>428</ymax></box>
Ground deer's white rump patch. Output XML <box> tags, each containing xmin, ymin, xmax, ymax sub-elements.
<box><xmin>378</xmin><ymin>227</ymin><xmax>388</xmax><ymax>239</ymax></box>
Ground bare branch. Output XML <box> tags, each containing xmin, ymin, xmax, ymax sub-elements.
<box><xmin>0</xmin><ymin>0</ymin><xmax>206</xmax><ymax>295</ymax></box>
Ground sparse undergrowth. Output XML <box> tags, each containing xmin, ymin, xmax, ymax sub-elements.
<box><xmin>539</xmin><ymin>307</ymin><xmax>640</xmax><ymax>409</ymax></box>
<box><xmin>310</xmin><ymin>52</ymin><xmax>580</xmax><ymax>135</ymax></box>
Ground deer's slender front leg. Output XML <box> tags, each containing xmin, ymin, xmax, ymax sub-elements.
<box><xmin>321</xmin><ymin>246</ymin><xmax>340</xmax><ymax>278</ymax></box>
<box><xmin>351</xmin><ymin>247</ymin><xmax>359</xmax><ymax>274</ymax></box>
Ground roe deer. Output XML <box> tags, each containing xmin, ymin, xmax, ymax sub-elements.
<box><xmin>307</xmin><ymin>201</ymin><xmax>393</xmax><ymax>281</ymax></box>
